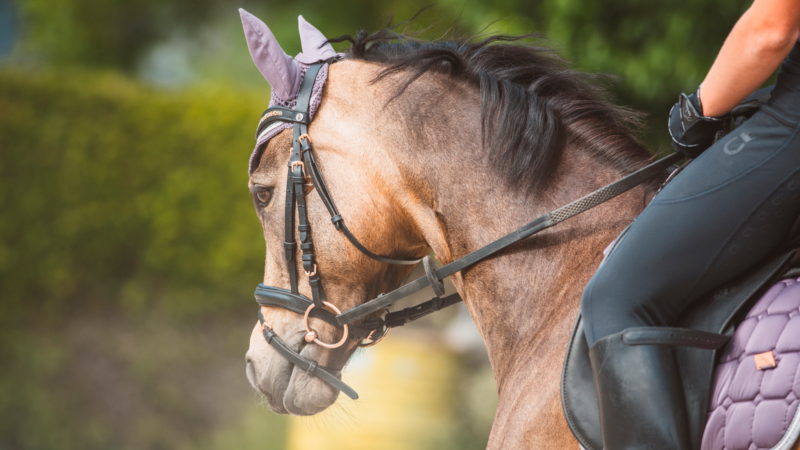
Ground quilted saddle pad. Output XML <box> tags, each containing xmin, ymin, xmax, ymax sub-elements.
<box><xmin>703</xmin><ymin>276</ymin><xmax>800</xmax><ymax>450</ymax></box>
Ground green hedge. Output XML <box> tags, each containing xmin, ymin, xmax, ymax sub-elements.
<box><xmin>0</xmin><ymin>67</ymin><xmax>268</xmax><ymax>319</ymax></box>
<box><xmin>0</xmin><ymin>67</ymin><xmax>293</xmax><ymax>450</ymax></box>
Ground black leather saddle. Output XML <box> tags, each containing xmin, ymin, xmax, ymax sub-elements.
<box><xmin>561</xmin><ymin>247</ymin><xmax>800</xmax><ymax>449</ymax></box>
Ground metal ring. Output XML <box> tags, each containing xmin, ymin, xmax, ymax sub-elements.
<box><xmin>303</xmin><ymin>302</ymin><xmax>349</xmax><ymax>349</ymax></box>
<box><xmin>359</xmin><ymin>326</ymin><xmax>389</xmax><ymax>347</ymax></box>
<box><xmin>304</xmin><ymin>264</ymin><xmax>317</xmax><ymax>277</ymax></box>
<box><xmin>297</xmin><ymin>134</ymin><xmax>310</xmax><ymax>143</ymax></box>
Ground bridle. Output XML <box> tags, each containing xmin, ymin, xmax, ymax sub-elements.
<box><xmin>251</xmin><ymin>61</ymin><xmax>683</xmax><ymax>400</ymax></box>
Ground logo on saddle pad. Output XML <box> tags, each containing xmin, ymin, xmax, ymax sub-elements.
<box><xmin>754</xmin><ymin>350</ymin><xmax>777</xmax><ymax>370</ymax></box>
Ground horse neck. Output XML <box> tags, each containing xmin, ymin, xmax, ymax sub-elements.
<box><xmin>394</xmin><ymin>120</ymin><xmax>651</xmax><ymax>392</ymax></box>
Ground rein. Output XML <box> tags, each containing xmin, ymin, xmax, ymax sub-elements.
<box><xmin>252</xmin><ymin>61</ymin><xmax>683</xmax><ymax>400</ymax></box>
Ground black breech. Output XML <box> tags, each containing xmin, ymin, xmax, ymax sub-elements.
<box><xmin>581</xmin><ymin>46</ymin><xmax>800</xmax><ymax>347</ymax></box>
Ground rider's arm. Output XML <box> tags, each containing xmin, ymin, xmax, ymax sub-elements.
<box><xmin>699</xmin><ymin>0</ymin><xmax>800</xmax><ymax>117</ymax></box>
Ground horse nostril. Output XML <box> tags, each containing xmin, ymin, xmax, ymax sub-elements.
<box><xmin>245</xmin><ymin>357</ymin><xmax>258</xmax><ymax>387</ymax></box>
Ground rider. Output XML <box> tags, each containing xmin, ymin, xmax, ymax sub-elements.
<box><xmin>581</xmin><ymin>0</ymin><xmax>800</xmax><ymax>448</ymax></box>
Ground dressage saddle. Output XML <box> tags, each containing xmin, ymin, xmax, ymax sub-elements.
<box><xmin>561</xmin><ymin>86</ymin><xmax>794</xmax><ymax>449</ymax></box>
<box><xmin>562</xmin><ymin>246</ymin><xmax>800</xmax><ymax>449</ymax></box>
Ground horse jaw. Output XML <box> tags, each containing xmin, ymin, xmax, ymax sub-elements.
<box><xmin>245</xmin><ymin>317</ymin><xmax>354</xmax><ymax>415</ymax></box>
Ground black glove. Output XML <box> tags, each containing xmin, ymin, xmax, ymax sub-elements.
<box><xmin>668</xmin><ymin>89</ymin><xmax>726</xmax><ymax>158</ymax></box>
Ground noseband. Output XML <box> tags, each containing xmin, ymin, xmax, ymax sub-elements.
<box><xmin>251</xmin><ymin>61</ymin><xmax>683</xmax><ymax>400</ymax></box>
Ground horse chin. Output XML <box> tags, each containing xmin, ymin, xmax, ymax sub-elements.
<box><xmin>245</xmin><ymin>322</ymin><xmax>345</xmax><ymax>416</ymax></box>
<box><xmin>282</xmin><ymin>356</ymin><xmax>340</xmax><ymax>415</ymax></box>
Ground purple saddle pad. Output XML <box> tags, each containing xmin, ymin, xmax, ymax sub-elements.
<box><xmin>703</xmin><ymin>276</ymin><xmax>800</xmax><ymax>450</ymax></box>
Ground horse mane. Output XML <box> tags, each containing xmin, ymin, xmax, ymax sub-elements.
<box><xmin>329</xmin><ymin>29</ymin><xmax>652</xmax><ymax>193</ymax></box>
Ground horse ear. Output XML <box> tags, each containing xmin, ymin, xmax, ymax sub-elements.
<box><xmin>296</xmin><ymin>15</ymin><xmax>339</xmax><ymax>64</ymax></box>
<box><xmin>239</xmin><ymin>8</ymin><xmax>301</xmax><ymax>102</ymax></box>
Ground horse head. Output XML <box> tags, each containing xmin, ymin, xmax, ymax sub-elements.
<box><xmin>240</xmin><ymin>10</ymin><xmax>432</xmax><ymax>415</ymax></box>
<box><xmin>237</xmin><ymin>12</ymin><xmax>653</xmax><ymax>448</ymax></box>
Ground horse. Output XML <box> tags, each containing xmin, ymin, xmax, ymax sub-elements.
<box><xmin>239</xmin><ymin>10</ymin><xmax>800</xmax><ymax>449</ymax></box>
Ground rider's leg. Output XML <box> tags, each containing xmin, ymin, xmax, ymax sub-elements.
<box><xmin>582</xmin><ymin>56</ymin><xmax>800</xmax><ymax>346</ymax></box>
<box><xmin>589</xmin><ymin>332</ymin><xmax>692</xmax><ymax>449</ymax></box>
<box><xmin>583</xmin><ymin>127</ymin><xmax>800</xmax><ymax>343</ymax></box>
<box><xmin>581</xmin><ymin>47</ymin><xmax>800</xmax><ymax>450</ymax></box>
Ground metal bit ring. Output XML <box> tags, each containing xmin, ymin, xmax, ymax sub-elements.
<box><xmin>302</xmin><ymin>302</ymin><xmax>349</xmax><ymax>349</ymax></box>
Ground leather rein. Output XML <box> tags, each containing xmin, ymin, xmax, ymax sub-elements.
<box><xmin>252</xmin><ymin>61</ymin><xmax>683</xmax><ymax>400</ymax></box>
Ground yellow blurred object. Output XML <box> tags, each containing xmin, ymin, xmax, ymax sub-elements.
<box><xmin>287</xmin><ymin>330</ymin><xmax>459</xmax><ymax>450</ymax></box>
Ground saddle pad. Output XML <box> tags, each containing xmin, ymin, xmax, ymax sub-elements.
<box><xmin>703</xmin><ymin>276</ymin><xmax>800</xmax><ymax>450</ymax></box>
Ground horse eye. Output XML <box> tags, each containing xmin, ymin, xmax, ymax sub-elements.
<box><xmin>252</xmin><ymin>186</ymin><xmax>273</xmax><ymax>207</ymax></box>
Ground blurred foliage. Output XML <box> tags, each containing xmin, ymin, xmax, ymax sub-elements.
<box><xmin>534</xmin><ymin>0</ymin><xmax>749</xmax><ymax>127</ymax></box>
<box><xmin>11</xmin><ymin>0</ymin><xmax>752</xmax><ymax>144</ymax></box>
<box><xmin>0</xmin><ymin>69</ymin><xmax>285</xmax><ymax>450</ymax></box>
<box><xmin>0</xmin><ymin>67</ymin><xmax>265</xmax><ymax>321</ymax></box>
<box><xmin>430</xmin><ymin>0</ymin><xmax>750</xmax><ymax>146</ymax></box>
<box><xmin>436</xmin><ymin>0</ymin><xmax>748</xmax><ymax>98</ymax></box>
<box><xmin>15</xmin><ymin>0</ymin><xmax>218</xmax><ymax>69</ymax></box>
<box><xmin>0</xmin><ymin>310</ymin><xmax>288</xmax><ymax>450</ymax></box>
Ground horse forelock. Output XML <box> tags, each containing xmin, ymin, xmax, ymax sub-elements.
<box><xmin>328</xmin><ymin>30</ymin><xmax>652</xmax><ymax>194</ymax></box>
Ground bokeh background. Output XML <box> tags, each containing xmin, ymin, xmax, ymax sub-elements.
<box><xmin>1</xmin><ymin>0</ymin><xmax>750</xmax><ymax>449</ymax></box>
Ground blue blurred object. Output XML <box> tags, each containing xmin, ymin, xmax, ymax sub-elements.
<box><xmin>0</xmin><ymin>0</ymin><xmax>16</xmax><ymax>58</ymax></box>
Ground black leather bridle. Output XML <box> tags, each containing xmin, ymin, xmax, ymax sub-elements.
<box><xmin>251</xmin><ymin>61</ymin><xmax>682</xmax><ymax>400</ymax></box>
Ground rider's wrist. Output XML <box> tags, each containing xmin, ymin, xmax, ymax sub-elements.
<box><xmin>688</xmin><ymin>88</ymin><xmax>704</xmax><ymax>116</ymax></box>
<box><xmin>695</xmin><ymin>85</ymin><xmax>729</xmax><ymax>119</ymax></box>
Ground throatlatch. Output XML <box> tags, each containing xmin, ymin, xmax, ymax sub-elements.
<box><xmin>252</xmin><ymin>61</ymin><xmax>683</xmax><ymax>400</ymax></box>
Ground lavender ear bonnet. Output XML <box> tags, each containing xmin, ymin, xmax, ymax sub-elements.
<box><xmin>239</xmin><ymin>9</ymin><xmax>342</xmax><ymax>173</ymax></box>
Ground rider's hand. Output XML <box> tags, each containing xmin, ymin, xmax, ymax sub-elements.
<box><xmin>668</xmin><ymin>88</ymin><xmax>726</xmax><ymax>158</ymax></box>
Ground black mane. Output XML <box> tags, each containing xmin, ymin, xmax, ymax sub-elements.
<box><xmin>329</xmin><ymin>30</ymin><xmax>651</xmax><ymax>193</ymax></box>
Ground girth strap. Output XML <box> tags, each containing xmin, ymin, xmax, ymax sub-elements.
<box><xmin>258</xmin><ymin>311</ymin><xmax>358</xmax><ymax>400</ymax></box>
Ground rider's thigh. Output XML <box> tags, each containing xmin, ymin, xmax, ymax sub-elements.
<box><xmin>582</xmin><ymin>111</ymin><xmax>800</xmax><ymax>345</ymax></box>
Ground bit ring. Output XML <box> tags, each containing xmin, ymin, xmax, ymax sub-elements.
<box><xmin>303</xmin><ymin>302</ymin><xmax>349</xmax><ymax>349</ymax></box>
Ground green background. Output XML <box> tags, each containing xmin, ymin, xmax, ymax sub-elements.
<box><xmin>0</xmin><ymin>0</ymin><xmax>749</xmax><ymax>448</ymax></box>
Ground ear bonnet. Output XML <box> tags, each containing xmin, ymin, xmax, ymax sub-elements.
<box><xmin>239</xmin><ymin>9</ymin><xmax>341</xmax><ymax>173</ymax></box>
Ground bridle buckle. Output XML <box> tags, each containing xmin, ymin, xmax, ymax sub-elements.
<box><xmin>290</xmin><ymin>160</ymin><xmax>305</xmax><ymax>175</ymax></box>
<box><xmin>289</xmin><ymin>160</ymin><xmax>314</xmax><ymax>193</ymax></box>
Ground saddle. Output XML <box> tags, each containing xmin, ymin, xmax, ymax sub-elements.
<box><xmin>561</xmin><ymin>86</ymin><xmax>799</xmax><ymax>450</ymax></box>
<box><xmin>562</xmin><ymin>247</ymin><xmax>800</xmax><ymax>449</ymax></box>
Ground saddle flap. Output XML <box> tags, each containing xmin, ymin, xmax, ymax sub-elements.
<box><xmin>561</xmin><ymin>318</ymin><xmax>602</xmax><ymax>450</ymax></box>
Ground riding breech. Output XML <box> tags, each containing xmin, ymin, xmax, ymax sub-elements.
<box><xmin>581</xmin><ymin>45</ymin><xmax>800</xmax><ymax>346</ymax></box>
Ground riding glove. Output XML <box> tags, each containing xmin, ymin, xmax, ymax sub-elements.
<box><xmin>668</xmin><ymin>88</ymin><xmax>726</xmax><ymax>158</ymax></box>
